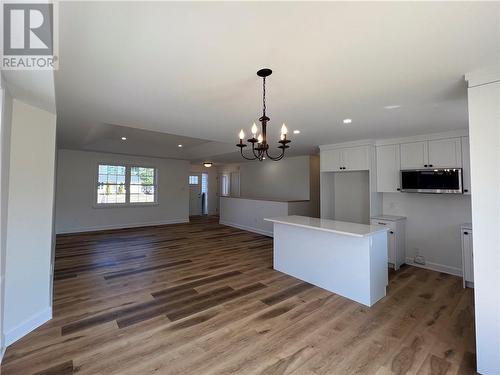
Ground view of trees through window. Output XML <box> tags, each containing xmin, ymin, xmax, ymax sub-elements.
<box><xmin>97</xmin><ymin>164</ymin><xmax>156</xmax><ymax>205</ymax></box>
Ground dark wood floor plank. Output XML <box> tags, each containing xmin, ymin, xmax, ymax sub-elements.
<box><xmin>150</xmin><ymin>270</ymin><xmax>242</xmax><ymax>298</ymax></box>
<box><xmin>103</xmin><ymin>259</ymin><xmax>192</xmax><ymax>280</ymax></box>
<box><xmin>261</xmin><ymin>281</ymin><xmax>315</xmax><ymax>306</ymax></box>
<box><xmin>166</xmin><ymin>282</ymin><xmax>267</xmax><ymax>321</ymax></box>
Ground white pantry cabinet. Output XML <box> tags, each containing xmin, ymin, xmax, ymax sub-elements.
<box><xmin>320</xmin><ymin>146</ymin><xmax>369</xmax><ymax>172</ymax></box>
<box><xmin>320</xmin><ymin>149</ymin><xmax>343</xmax><ymax>172</ymax></box>
<box><xmin>461</xmin><ymin>137</ymin><xmax>471</xmax><ymax>194</ymax></box>
<box><xmin>371</xmin><ymin>215</ymin><xmax>406</xmax><ymax>270</ymax></box>
<box><xmin>461</xmin><ymin>224</ymin><xmax>473</xmax><ymax>288</ymax></box>
<box><xmin>376</xmin><ymin>144</ymin><xmax>401</xmax><ymax>192</ymax></box>
<box><xmin>400</xmin><ymin>138</ymin><xmax>462</xmax><ymax>169</ymax></box>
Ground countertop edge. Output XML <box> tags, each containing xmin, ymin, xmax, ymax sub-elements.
<box><xmin>264</xmin><ymin>218</ymin><xmax>388</xmax><ymax>238</ymax></box>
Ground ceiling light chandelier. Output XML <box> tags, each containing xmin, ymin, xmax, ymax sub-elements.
<box><xmin>237</xmin><ymin>68</ymin><xmax>291</xmax><ymax>161</ymax></box>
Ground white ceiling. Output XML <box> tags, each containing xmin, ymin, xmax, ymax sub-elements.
<box><xmin>55</xmin><ymin>1</ymin><xmax>499</xmax><ymax>162</ymax></box>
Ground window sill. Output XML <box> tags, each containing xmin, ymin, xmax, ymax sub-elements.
<box><xmin>93</xmin><ymin>202</ymin><xmax>159</xmax><ymax>209</ymax></box>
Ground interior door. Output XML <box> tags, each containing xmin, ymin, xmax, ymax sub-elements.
<box><xmin>189</xmin><ymin>174</ymin><xmax>202</xmax><ymax>216</ymax></box>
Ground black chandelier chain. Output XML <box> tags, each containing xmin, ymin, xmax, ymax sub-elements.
<box><xmin>236</xmin><ymin>68</ymin><xmax>291</xmax><ymax>162</ymax></box>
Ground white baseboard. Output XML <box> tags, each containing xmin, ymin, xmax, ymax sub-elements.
<box><xmin>4</xmin><ymin>307</ymin><xmax>52</xmax><ymax>346</ymax></box>
<box><xmin>219</xmin><ymin>220</ymin><xmax>273</xmax><ymax>237</ymax></box>
<box><xmin>405</xmin><ymin>257</ymin><xmax>462</xmax><ymax>277</ymax></box>
<box><xmin>56</xmin><ymin>218</ymin><xmax>189</xmax><ymax>235</ymax></box>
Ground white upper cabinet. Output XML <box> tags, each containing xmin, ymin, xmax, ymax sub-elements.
<box><xmin>376</xmin><ymin>144</ymin><xmax>400</xmax><ymax>192</ymax></box>
<box><xmin>400</xmin><ymin>138</ymin><xmax>462</xmax><ymax>169</ymax></box>
<box><xmin>400</xmin><ymin>141</ymin><xmax>428</xmax><ymax>169</ymax></box>
<box><xmin>342</xmin><ymin>146</ymin><xmax>370</xmax><ymax>171</ymax></box>
<box><xmin>320</xmin><ymin>146</ymin><xmax>369</xmax><ymax>172</ymax></box>
<box><xmin>428</xmin><ymin>138</ymin><xmax>462</xmax><ymax>168</ymax></box>
<box><xmin>461</xmin><ymin>136</ymin><xmax>471</xmax><ymax>194</ymax></box>
<box><xmin>320</xmin><ymin>149</ymin><xmax>343</xmax><ymax>172</ymax></box>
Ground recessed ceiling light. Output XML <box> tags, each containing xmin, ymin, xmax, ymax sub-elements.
<box><xmin>343</xmin><ymin>119</ymin><xmax>352</xmax><ymax>124</ymax></box>
<box><xmin>178</xmin><ymin>144</ymin><xmax>183</xmax><ymax>148</ymax></box>
<box><xmin>203</xmin><ymin>162</ymin><xmax>213</xmax><ymax>168</ymax></box>
<box><xmin>121</xmin><ymin>136</ymin><xmax>127</xmax><ymax>141</ymax></box>
<box><xmin>384</xmin><ymin>105</ymin><xmax>401</xmax><ymax>110</ymax></box>
<box><xmin>293</xmin><ymin>130</ymin><xmax>301</xmax><ymax>134</ymax></box>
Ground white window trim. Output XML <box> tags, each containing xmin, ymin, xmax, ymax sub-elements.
<box><xmin>93</xmin><ymin>162</ymin><xmax>159</xmax><ymax>208</ymax></box>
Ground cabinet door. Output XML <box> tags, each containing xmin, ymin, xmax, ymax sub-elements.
<box><xmin>342</xmin><ymin>146</ymin><xmax>369</xmax><ymax>171</ymax></box>
<box><xmin>462</xmin><ymin>230</ymin><xmax>474</xmax><ymax>283</ymax></box>
<box><xmin>320</xmin><ymin>149</ymin><xmax>343</xmax><ymax>172</ymax></box>
<box><xmin>400</xmin><ymin>141</ymin><xmax>428</xmax><ymax>169</ymax></box>
<box><xmin>376</xmin><ymin>144</ymin><xmax>400</xmax><ymax>192</ymax></box>
<box><xmin>388</xmin><ymin>229</ymin><xmax>396</xmax><ymax>267</ymax></box>
<box><xmin>461</xmin><ymin>137</ymin><xmax>471</xmax><ymax>194</ymax></box>
<box><xmin>428</xmin><ymin>138</ymin><xmax>462</xmax><ymax>168</ymax></box>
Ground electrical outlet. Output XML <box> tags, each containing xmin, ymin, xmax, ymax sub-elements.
<box><xmin>414</xmin><ymin>255</ymin><xmax>426</xmax><ymax>265</ymax></box>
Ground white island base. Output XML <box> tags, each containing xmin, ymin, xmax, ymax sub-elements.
<box><xmin>265</xmin><ymin>216</ymin><xmax>388</xmax><ymax>307</ymax></box>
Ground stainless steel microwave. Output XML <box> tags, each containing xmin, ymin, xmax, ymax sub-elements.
<box><xmin>400</xmin><ymin>169</ymin><xmax>463</xmax><ymax>194</ymax></box>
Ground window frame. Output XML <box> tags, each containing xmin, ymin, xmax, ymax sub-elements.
<box><xmin>93</xmin><ymin>162</ymin><xmax>159</xmax><ymax>208</ymax></box>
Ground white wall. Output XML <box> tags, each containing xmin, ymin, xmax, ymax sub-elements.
<box><xmin>239</xmin><ymin>155</ymin><xmax>311</xmax><ymax>201</ymax></box>
<box><xmin>334</xmin><ymin>171</ymin><xmax>370</xmax><ymax>224</ymax></box>
<box><xmin>0</xmin><ymin>80</ymin><xmax>13</xmax><ymax>359</ymax></box>
<box><xmin>55</xmin><ymin>149</ymin><xmax>190</xmax><ymax>233</ymax></box>
<box><xmin>382</xmin><ymin>193</ymin><xmax>471</xmax><ymax>275</ymax></box>
<box><xmin>4</xmin><ymin>99</ymin><xmax>56</xmax><ymax>345</ymax></box>
<box><xmin>466</xmin><ymin>70</ymin><xmax>500</xmax><ymax>375</ymax></box>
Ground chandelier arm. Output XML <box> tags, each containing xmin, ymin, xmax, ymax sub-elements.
<box><xmin>240</xmin><ymin>148</ymin><xmax>258</xmax><ymax>161</ymax></box>
<box><xmin>251</xmin><ymin>142</ymin><xmax>262</xmax><ymax>160</ymax></box>
<box><xmin>265</xmin><ymin>147</ymin><xmax>286</xmax><ymax>161</ymax></box>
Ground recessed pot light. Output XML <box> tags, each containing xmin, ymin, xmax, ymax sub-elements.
<box><xmin>293</xmin><ymin>130</ymin><xmax>300</xmax><ymax>134</ymax></box>
<box><xmin>343</xmin><ymin>119</ymin><xmax>352</xmax><ymax>124</ymax></box>
<box><xmin>384</xmin><ymin>105</ymin><xmax>401</xmax><ymax>110</ymax></box>
<box><xmin>121</xmin><ymin>136</ymin><xmax>127</xmax><ymax>141</ymax></box>
<box><xmin>178</xmin><ymin>144</ymin><xmax>183</xmax><ymax>148</ymax></box>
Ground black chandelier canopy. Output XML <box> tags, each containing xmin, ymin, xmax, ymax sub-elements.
<box><xmin>236</xmin><ymin>68</ymin><xmax>291</xmax><ymax>161</ymax></box>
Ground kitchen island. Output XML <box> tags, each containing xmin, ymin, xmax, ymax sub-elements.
<box><xmin>265</xmin><ymin>215</ymin><xmax>388</xmax><ymax>307</ymax></box>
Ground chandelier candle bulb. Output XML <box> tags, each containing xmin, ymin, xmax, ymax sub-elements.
<box><xmin>257</xmin><ymin>134</ymin><xmax>263</xmax><ymax>143</ymax></box>
<box><xmin>239</xmin><ymin>129</ymin><xmax>245</xmax><ymax>140</ymax></box>
<box><xmin>281</xmin><ymin>124</ymin><xmax>288</xmax><ymax>135</ymax></box>
<box><xmin>251</xmin><ymin>123</ymin><xmax>258</xmax><ymax>136</ymax></box>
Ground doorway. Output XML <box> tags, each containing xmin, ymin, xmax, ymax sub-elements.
<box><xmin>189</xmin><ymin>174</ymin><xmax>202</xmax><ymax>216</ymax></box>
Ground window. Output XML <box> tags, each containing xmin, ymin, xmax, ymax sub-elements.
<box><xmin>189</xmin><ymin>175</ymin><xmax>199</xmax><ymax>185</ymax></box>
<box><xmin>96</xmin><ymin>164</ymin><xmax>157</xmax><ymax>205</ymax></box>
<box><xmin>97</xmin><ymin>165</ymin><xmax>126</xmax><ymax>204</ymax></box>
<box><xmin>221</xmin><ymin>174</ymin><xmax>230</xmax><ymax>196</ymax></box>
<box><xmin>130</xmin><ymin>167</ymin><xmax>156</xmax><ymax>203</ymax></box>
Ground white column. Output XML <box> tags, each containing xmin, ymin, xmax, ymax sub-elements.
<box><xmin>466</xmin><ymin>67</ymin><xmax>500</xmax><ymax>375</ymax></box>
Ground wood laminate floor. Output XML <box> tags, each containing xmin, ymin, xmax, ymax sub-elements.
<box><xmin>1</xmin><ymin>216</ymin><xmax>476</xmax><ymax>375</ymax></box>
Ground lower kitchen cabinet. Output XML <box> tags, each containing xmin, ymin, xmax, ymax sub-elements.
<box><xmin>371</xmin><ymin>215</ymin><xmax>406</xmax><ymax>270</ymax></box>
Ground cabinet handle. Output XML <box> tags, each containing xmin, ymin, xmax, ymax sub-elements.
<box><xmin>424</xmin><ymin>164</ymin><xmax>428</xmax><ymax>167</ymax></box>
<box><xmin>463</xmin><ymin>232</ymin><xmax>469</xmax><ymax>235</ymax></box>
<box><xmin>396</xmin><ymin>188</ymin><xmax>401</xmax><ymax>191</ymax></box>
<box><xmin>464</xmin><ymin>189</ymin><xmax>469</xmax><ymax>193</ymax></box>
<box><xmin>429</xmin><ymin>164</ymin><xmax>434</xmax><ymax>167</ymax></box>
<box><xmin>378</xmin><ymin>222</ymin><xmax>387</xmax><ymax>225</ymax></box>
<box><xmin>389</xmin><ymin>231</ymin><xmax>394</xmax><ymax>234</ymax></box>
